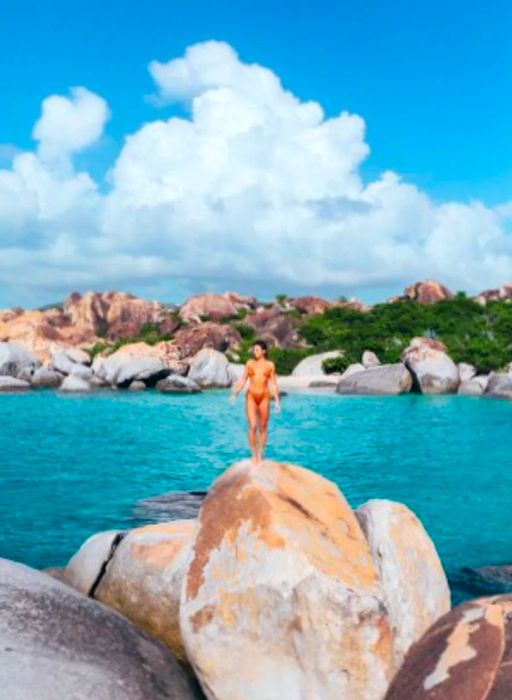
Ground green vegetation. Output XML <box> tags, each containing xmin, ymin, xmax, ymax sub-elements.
<box><xmin>299</xmin><ymin>297</ymin><xmax>512</xmax><ymax>374</ymax></box>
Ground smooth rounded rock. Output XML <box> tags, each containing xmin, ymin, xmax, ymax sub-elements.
<box><xmin>291</xmin><ymin>350</ymin><xmax>342</xmax><ymax>377</ymax></box>
<box><xmin>458</xmin><ymin>376</ymin><xmax>489</xmax><ymax>396</ymax></box>
<box><xmin>336</xmin><ymin>363</ymin><xmax>412</xmax><ymax>395</ymax></box>
<box><xmin>402</xmin><ymin>337</ymin><xmax>459</xmax><ymax>394</ymax></box>
<box><xmin>31</xmin><ymin>366</ymin><xmax>64</xmax><ymax>388</ymax></box>
<box><xmin>62</xmin><ymin>530</ymin><xmax>126</xmax><ymax>596</ymax></box>
<box><xmin>356</xmin><ymin>499</ymin><xmax>450</xmax><ymax>669</ymax></box>
<box><xmin>0</xmin><ymin>341</ymin><xmax>39</xmax><ymax>377</ymax></box>
<box><xmin>0</xmin><ymin>557</ymin><xmax>205</xmax><ymax>700</ymax></box>
<box><xmin>485</xmin><ymin>372</ymin><xmax>512</xmax><ymax>399</ymax></box>
<box><xmin>187</xmin><ymin>348</ymin><xmax>231</xmax><ymax>388</ymax></box>
<box><xmin>59</xmin><ymin>374</ymin><xmax>92</xmax><ymax>393</ymax></box>
<box><xmin>385</xmin><ymin>595</ymin><xmax>512</xmax><ymax>700</ymax></box>
<box><xmin>95</xmin><ymin>521</ymin><xmax>197</xmax><ymax>661</ymax></box>
<box><xmin>362</xmin><ymin>350</ymin><xmax>381</xmax><ymax>368</ymax></box>
<box><xmin>0</xmin><ymin>375</ymin><xmax>31</xmax><ymax>391</ymax></box>
<box><xmin>156</xmin><ymin>375</ymin><xmax>201</xmax><ymax>393</ymax></box>
<box><xmin>181</xmin><ymin>459</ymin><xmax>394</xmax><ymax>700</ymax></box>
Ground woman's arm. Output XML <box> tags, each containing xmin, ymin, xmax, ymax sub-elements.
<box><xmin>269</xmin><ymin>362</ymin><xmax>281</xmax><ymax>411</ymax></box>
<box><xmin>229</xmin><ymin>362</ymin><xmax>249</xmax><ymax>402</ymax></box>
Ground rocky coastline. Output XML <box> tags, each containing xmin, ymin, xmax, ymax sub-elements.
<box><xmin>2</xmin><ymin>458</ymin><xmax>511</xmax><ymax>699</ymax></box>
<box><xmin>1</xmin><ymin>279</ymin><xmax>512</xmax><ymax>399</ymax></box>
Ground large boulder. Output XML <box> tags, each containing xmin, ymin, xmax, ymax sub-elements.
<box><xmin>288</xmin><ymin>295</ymin><xmax>332</xmax><ymax>315</ymax></box>
<box><xmin>291</xmin><ymin>350</ymin><xmax>342</xmax><ymax>377</ymax></box>
<box><xmin>0</xmin><ymin>375</ymin><xmax>31</xmax><ymax>391</ymax></box>
<box><xmin>95</xmin><ymin>521</ymin><xmax>196</xmax><ymax>662</ymax></box>
<box><xmin>399</xmin><ymin>280</ymin><xmax>453</xmax><ymax>304</ymax></box>
<box><xmin>180</xmin><ymin>459</ymin><xmax>394</xmax><ymax>700</ymax></box>
<box><xmin>179</xmin><ymin>294</ymin><xmax>240</xmax><ymax>322</ymax></box>
<box><xmin>61</xmin><ymin>530</ymin><xmax>126</xmax><ymax>596</ymax></box>
<box><xmin>187</xmin><ymin>348</ymin><xmax>231</xmax><ymax>388</ymax></box>
<box><xmin>458</xmin><ymin>362</ymin><xmax>476</xmax><ymax>382</ymax></box>
<box><xmin>336</xmin><ymin>364</ymin><xmax>412</xmax><ymax>395</ymax></box>
<box><xmin>385</xmin><ymin>594</ymin><xmax>512</xmax><ymax>699</ymax></box>
<box><xmin>0</xmin><ymin>341</ymin><xmax>39</xmax><ymax>378</ymax></box>
<box><xmin>485</xmin><ymin>372</ymin><xmax>512</xmax><ymax>399</ymax></box>
<box><xmin>171</xmin><ymin>322</ymin><xmax>242</xmax><ymax>359</ymax></box>
<box><xmin>63</xmin><ymin>290</ymin><xmax>175</xmax><ymax>340</ymax></box>
<box><xmin>0</xmin><ymin>557</ymin><xmax>205</xmax><ymax>700</ymax></box>
<box><xmin>52</xmin><ymin>348</ymin><xmax>90</xmax><ymax>375</ymax></box>
<box><xmin>92</xmin><ymin>343</ymin><xmax>180</xmax><ymax>385</ymax></box>
<box><xmin>402</xmin><ymin>337</ymin><xmax>459</xmax><ymax>394</ymax></box>
<box><xmin>115</xmin><ymin>356</ymin><xmax>170</xmax><ymax>387</ymax></box>
<box><xmin>356</xmin><ymin>500</ymin><xmax>450</xmax><ymax>668</ymax></box>
<box><xmin>244</xmin><ymin>306</ymin><xmax>303</xmax><ymax>348</ymax></box>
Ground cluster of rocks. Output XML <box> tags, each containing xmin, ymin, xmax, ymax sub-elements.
<box><xmin>4</xmin><ymin>459</ymin><xmax>511</xmax><ymax>698</ymax></box>
<box><xmin>334</xmin><ymin>337</ymin><xmax>512</xmax><ymax>399</ymax></box>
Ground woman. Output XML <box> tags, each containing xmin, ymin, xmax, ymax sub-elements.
<box><xmin>230</xmin><ymin>339</ymin><xmax>280</xmax><ymax>464</ymax></box>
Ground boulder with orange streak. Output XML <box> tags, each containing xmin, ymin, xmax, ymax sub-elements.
<box><xmin>180</xmin><ymin>459</ymin><xmax>394</xmax><ymax>700</ymax></box>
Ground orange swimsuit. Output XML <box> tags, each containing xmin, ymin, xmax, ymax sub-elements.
<box><xmin>246</xmin><ymin>362</ymin><xmax>272</xmax><ymax>405</ymax></box>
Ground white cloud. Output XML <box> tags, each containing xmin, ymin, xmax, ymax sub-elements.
<box><xmin>0</xmin><ymin>40</ymin><xmax>511</xmax><ymax>307</ymax></box>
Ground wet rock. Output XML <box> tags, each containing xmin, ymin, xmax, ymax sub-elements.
<box><xmin>181</xmin><ymin>459</ymin><xmax>394</xmax><ymax>700</ymax></box>
<box><xmin>31</xmin><ymin>367</ymin><xmax>64</xmax><ymax>388</ymax></box>
<box><xmin>59</xmin><ymin>375</ymin><xmax>92</xmax><ymax>393</ymax></box>
<box><xmin>385</xmin><ymin>594</ymin><xmax>512</xmax><ymax>700</ymax></box>
<box><xmin>128</xmin><ymin>380</ymin><xmax>146</xmax><ymax>392</ymax></box>
<box><xmin>95</xmin><ymin>521</ymin><xmax>197</xmax><ymax>661</ymax></box>
<box><xmin>456</xmin><ymin>565</ymin><xmax>512</xmax><ymax>597</ymax></box>
<box><xmin>156</xmin><ymin>375</ymin><xmax>201</xmax><ymax>393</ymax></box>
<box><xmin>291</xmin><ymin>350</ymin><xmax>342</xmax><ymax>377</ymax></box>
<box><xmin>133</xmin><ymin>491</ymin><xmax>206</xmax><ymax>522</ymax></box>
<box><xmin>356</xmin><ymin>499</ymin><xmax>450</xmax><ymax>668</ymax></box>
<box><xmin>115</xmin><ymin>356</ymin><xmax>170</xmax><ymax>388</ymax></box>
<box><xmin>187</xmin><ymin>348</ymin><xmax>231</xmax><ymax>388</ymax></box>
<box><xmin>402</xmin><ymin>337</ymin><xmax>459</xmax><ymax>394</ymax></box>
<box><xmin>485</xmin><ymin>372</ymin><xmax>512</xmax><ymax>399</ymax></box>
<box><xmin>336</xmin><ymin>364</ymin><xmax>412</xmax><ymax>395</ymax></box>
<box><xmin>0</xmin><ymin>557</ymin><xmax>205</xmax><ymax>700</ymax></box>
<box><xmin>0</xmin><ymin>375</ymin><xmax>31</xmax><ymax>391</ymax></box>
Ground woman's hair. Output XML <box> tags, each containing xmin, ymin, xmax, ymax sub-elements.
<box><xmin>253</xmin><ymin>339</ymin><xmax>268</xmax><ymax>355</ymax></box>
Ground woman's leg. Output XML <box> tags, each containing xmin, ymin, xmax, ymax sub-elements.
<box><xmin>256</xmin><ymin>396</ymin><xmax>270</xmax><ymax>462</ymax></box>
<box><xmin>245</xmin><ymin>392</ymin><xmax>260</xmax><ymax>463</ymax></box>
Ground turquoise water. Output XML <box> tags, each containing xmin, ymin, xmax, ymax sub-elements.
<box><xmin>1</xmin><ymin>389</ymin><xmax>511</xmax><ymax>602</ymax></box>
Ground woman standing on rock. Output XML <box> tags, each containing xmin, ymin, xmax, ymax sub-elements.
<box><xmin>230</xmin><ymin>339</ymin><xmax>280</xmax><ymax>465</ymax></box>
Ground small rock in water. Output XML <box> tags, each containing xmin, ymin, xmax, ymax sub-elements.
<box><xmin>133</xmin><ymin>491</ymin><xmax>206</xmax><ymax>522</ymax></box>
<box><xmin>454</xmin><ymin>564</ymin><xmax>512</xmax><ymax>596</ymax></box>
<box><xmin>0</xmin><ymin>375</ymin><xmax>31</xmax><ymax>391</ymax></box>
<box><xmin>59</xmin><ymin>374</ymin><xmax>92</xmax><ymax>393</ymax></box>
<box><xmin>156</xmin><ymin>375</ymin><xmax>201</xmax><ymax>393</ymax></box>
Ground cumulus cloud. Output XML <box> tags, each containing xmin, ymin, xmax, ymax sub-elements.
<box><xmin>0</xmin><ymin>40</ymin><xmax>511</xmax><ymax>307</ymax></box>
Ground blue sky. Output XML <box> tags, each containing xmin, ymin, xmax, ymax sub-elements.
<box><xmin>1</xmin><ymin>0</ymin><xmax>512</xmax><ymax>307</ymax></box>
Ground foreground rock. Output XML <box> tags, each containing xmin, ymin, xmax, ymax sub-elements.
<box><xmin>356</xmin><ymin>500</ymin><xmax>450</xmax><ymax>668</ymax></box>
<box><xmin>181</xmin><ymin>459</ymin><xmax>393</xmax><ymax>700</ymax></box>
<box><xmin>336</xmin><ymin>363</ymin><xmax>412</xmax><ymax>395</ymax></box>
<box><xmin>187</xmin><ymin>348</ymin><xmax>231</xmax><ymax>388</ymax></box>
<box><xmin>0</xmin><ymin>558</ymin><xmax>204</xmax><ymax>700</ymax></box>
<box><xmin>291</xmin><ymin>350</ymin><xmax>342</xmax><ymax>377</ymax></box>
<box><xmin>0</xmin><ymin>375</ymin><xmax>31</xmax><ymax>391</ymax></box>
<box><xmin>385</xmin><ymin>594</ymin><xmax>512</xmax><ymax>699</ymax></box>
<box><xmin>403</xmin><ymin>337</ymin><xmax>459</xmax><ymax>394</ymax></box>
<box><xmin>62</xmin><ymin>530</ymin><xmax>125</xmax><ymax>596</ymax></box>
<box><xmin>485</xmin><ymin>372</ymin><xmax>512</xmax><ymax>399</ymax></box>
<box><xmin>95</xmin><ymin>521</ymin><xmax>196</xmax><ymax>662</ymax></box>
